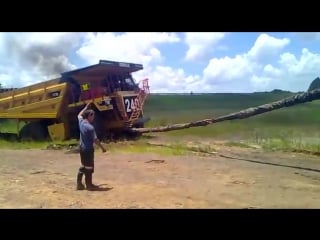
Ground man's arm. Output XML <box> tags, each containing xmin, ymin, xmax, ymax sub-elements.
<box><xmin>78</xmin><ymin>102</ymin><xmax>91</xmax><ymax>119</ymax></box>
<box><xmin>94</xmin><ymin>138</ymin><xmax>106</xmax><ymax>152</ymax></box>
<box><xmin>92</xmin><ymin>129</ymin><xmax>106</xmax><ymax>152</ymax></box>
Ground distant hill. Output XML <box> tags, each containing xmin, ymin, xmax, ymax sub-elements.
<box><xmin>152</xmin><ymin>90</ymin><xmax>293</xmax><ymax>95</ymax></box>
<box><xmin>0</xmin><ymin>88</ymin><xmax>17</xmax><ymax>94</ymax></box>
<box><xmin>308</xmin><ymin>77</ymin><xmax>320</xmax><ymax>91</ymax></box>
<box><xmin>270</xmin><ymin>89</ymin><xmax>292</xmax><ymax>94</ymax></box>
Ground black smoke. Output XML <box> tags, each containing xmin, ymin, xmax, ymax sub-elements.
<box><xmin>4</xmin><ymin>33</ymin><xmax>82</xmax><ymax>76</ymax></box>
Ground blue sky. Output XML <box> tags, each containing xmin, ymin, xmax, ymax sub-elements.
<box><xmin>0</xmin><ymin>32</ymin><xmax>320</xmax><ymax>93</ymax></box>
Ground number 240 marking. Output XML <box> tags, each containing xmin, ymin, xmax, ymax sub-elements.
<box><xmin>124</xmin><ymin>98</ymin><xmax>140</xmax><ymax>113</ymax></box>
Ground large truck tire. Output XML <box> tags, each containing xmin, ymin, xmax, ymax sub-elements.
<box><xmin>93</xmin><ymin>113</ymin><xmax>104</xmax><ymax>141</ymax></box>
<box><xmin>19</xmin><ymin>121</ymin><xmax>50</xmax><ymax>141</ymax></box>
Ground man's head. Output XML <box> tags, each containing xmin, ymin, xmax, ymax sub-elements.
<box><xmin>82</xmin><ymin>109</ymin><xmax>95</xmax><ymax>123</ymax></box>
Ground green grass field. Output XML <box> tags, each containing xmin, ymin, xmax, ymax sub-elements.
<box><xmin>1</xmin><ymin>91</ymin><xmax>320</xmax><ymax>152</ymax></box>
<box><xmin>142</xmin><ymin>92</ymin><xmax>320</xmax><ymax>151</ymax></box>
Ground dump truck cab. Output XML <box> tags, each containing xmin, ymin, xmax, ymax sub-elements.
<box><xmin>60</xmin><ymin>60</ymin><xmax>150</xmax><ymax>140</ymax></box>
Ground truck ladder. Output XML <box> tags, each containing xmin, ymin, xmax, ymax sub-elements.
<box><xmin>127</xmin><ymin>78</ymin><xmax>149</xmax><ymax>126</ymax></box>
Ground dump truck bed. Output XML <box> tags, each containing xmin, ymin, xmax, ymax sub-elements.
<box><xmin>0</xmin><ymin>79</ymin><xmax>68</xmax><ymax>120</ymax></box>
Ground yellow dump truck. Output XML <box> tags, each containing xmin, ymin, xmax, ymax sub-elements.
<box><xmin>0</xmin><ymin>60</ymin><xmax>150</xmax><ymax>141</ymax></box>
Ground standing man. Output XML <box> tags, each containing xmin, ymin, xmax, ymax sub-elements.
<box><xmin>76</xmin><ymin>102</ymin><xmax>106</xmax><ymax>191</ymax></box>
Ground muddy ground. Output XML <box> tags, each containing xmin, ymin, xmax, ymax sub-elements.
<box><xmin>1</xmin><ymin>138</ymin><xmax>320</xmax><ymax>209</ymax></box>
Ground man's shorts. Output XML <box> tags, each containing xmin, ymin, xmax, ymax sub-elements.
<box><xmin>80</xmin><ymin>148</ymin><xmax>94</xmax><ymax>168</ymax></box>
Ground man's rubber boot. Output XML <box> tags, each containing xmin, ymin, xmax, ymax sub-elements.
<box><xmin>76</xmin><ymin>168</ymin><xmax>85</xmax><ymax>190</ymax></box>
<box><xmin>85</xmin><ymin>171</ymin><xmax>100</xmax><ymax>191</ymax></box>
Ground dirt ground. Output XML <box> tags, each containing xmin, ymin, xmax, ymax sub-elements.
<box><xmin>1</xmin><ymin>138</ymin><xmax>320</xmax><ymax>209</ymax></box>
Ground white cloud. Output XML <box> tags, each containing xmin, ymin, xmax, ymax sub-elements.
<box><xmin>203</xmin><ymin>55</ymin><xmax>254</xmax><ymax>83</ymax></box>
<box><xmin>203</xmin><ymin>33</ymin><xmax>320</xmax><ymax>93</ymax></box>
<box><xmin>202</xmin><ymin>33</ymin><xmax>289</xmax><ymax>92</ymax></box>
<box><xmin>76</xmin><ymin>32</ymin><xmax>185</xmax><ymax>93</ymax></box>
<box><xmin>248</xmin><ymin>33</ymin><xmax>290</xmax><ymax>64</ymax></box>
<box><xmin>248</xmin><ymin>48</ymin><xmax>320</xmax><ymax>92</ymax></box>
<box><xmin>263</xmin><ymin>64</ymin><xmax>282</xmax><ymax>77</ymax></box>
<box><xmin>77</xmin><ymin>32</ymin><xmax>180</xmax><ymax>67</ymax></box>
<box><xmin>184</xmin><ymin>32</ymin><xmax>226</xmax><ymax>62</ymax></box>
<box><xmin>279</xmin><ymin>48</ymin><xmax>320</xmax><ymax>76</ymax></box>
<box><xmin>250</xmin><ymin>75</ymin><xmax>273</xmax><ymax>91</ymax></box>
<box><xmin>132</xmin><ymin>65</ymin><xmax>201</xmax><ymax>93</ymax></box>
